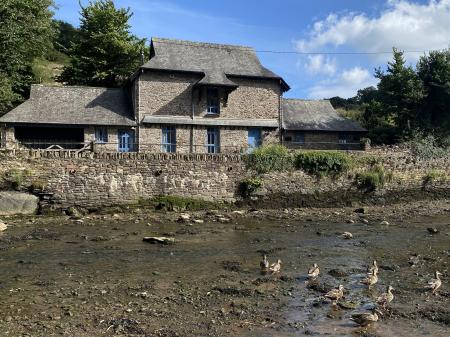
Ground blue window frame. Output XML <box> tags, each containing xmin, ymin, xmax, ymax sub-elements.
<box><xmin>206</xmin><ymin>128</ymin><xmax>220</xmax><ymax>153</ymax></box>
<box><xmin>161</xmin><ymin>126</ymin><xmax>176</xmax><ymax>153</ymax></box>
<box><xmin>95</xmin><ymin>127</ymin><xmax>108</xmax><ymax>143</ymax></box>
<box><xmin>118</xmin><ymin>129</ymin><xmax>135</xmax><ymax>152</ymax></box>
<box><xmin>206</xmin><ymin>88</ymin><xmax>220</xmax><ymax>115</ymax></box>
<box><xmin>293</xmin><ymin>132</ymin><xmax>305</xmax><ymax>144</ymax></box>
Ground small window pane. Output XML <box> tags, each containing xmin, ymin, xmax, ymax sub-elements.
<box><xmin>162</xmin><ymin>126</ymin><xmax>176</xmax><ymax>153</ymax></box>
<box><xmin>206</xmin><ymin>88</ymin><xmax>219</xmax><ymax>115</ymax></box>
<box><xmin>95</xmin><ymin>127</ymin><xmax>108</xmax><ymax>143</ymax></box>
<box><xmin>206</xmin><ymin>128</ymin><xmax>220</xmax><ymax>153</ymax></box>
<box><xmin>293</xmin><ymin>132</ymin><xmax>305</xmax><ymax>144</ymax></box>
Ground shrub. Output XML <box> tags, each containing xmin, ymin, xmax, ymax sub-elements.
<box><xmin>294</xmin><ymin>151</ymin><xmax>353</xmax><ymax>177</ymax></box>
<box><xmin>244</xmin><ymin>145</ymin><xmax>293</xmax><ymax>174</ymax></box>
<box><xmin>5</xmin><ymin>169</ymin><xmax>32</xmax><ymax>190</ymax></box>
<box><xmin>355</xmin><ymin>164</ymin><xmax>386</xmax><ymax>192</ymax></box>
<box><xmin>422</xmin><ymin>170</ymin><xmax>442</xmax><ymax>187</ymax></box>
<box><xmin>408</xmin><ymin>134</ymin><xmax>450</xmax><ymax>159</ymax></box>
<box><xmin>240</xmin><ymin>177</ymin><xmax>263</xmax><ymax>197</ymax></box>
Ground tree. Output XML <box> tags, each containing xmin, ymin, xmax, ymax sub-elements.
<box><xmin>374</xmin><ymin>49</ymin><xmax>424</xmax><ymax>137</ymax></box>
<box><xmin>59</xmin><ymin>0</ymin><xmax>147</xmax><ymax>87</ymax></box>
<box><xmin>53</xmin><ymin>20</ymin><xmax>80</xmax><ymax>53</ymax></box>
<box><xmin>0</xmin><ymin>0</ymin><xmax>55</xmax><ymax>115</ymax></box>
<box><xmin>417</xmin><ymin>49</ymin><xmax>450</xmax><ymax>137</ymax></box>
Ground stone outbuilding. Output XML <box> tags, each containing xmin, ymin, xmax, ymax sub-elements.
<box><xmin>282</xmin><ymin>99</ymin><xmax>366</xmax><ymax>150</ymax></box>
<box><xmin>0</xmin><ymin>37</ymin><xmax>366</xmax><ymax>152</ymax></box>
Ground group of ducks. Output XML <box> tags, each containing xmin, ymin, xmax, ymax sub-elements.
<box><xmin>260</xmin><ymin>256</ymin><xmax>444</xmax><ymax>327</ymax></box>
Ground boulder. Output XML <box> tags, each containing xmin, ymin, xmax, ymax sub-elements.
<box><xmin>0</xmin><ymin>220</ymin><xmax>7</xmax><ymax>233</ymax></box>
<box><xmin>0</xmin><ymin>192</ymin><xmax>39</xmax><ymax>216</ymax></box>
<box><xmin>143</xmin><ymin>237</ymin><xmax>175</xmax><ymax>245</ymax></box>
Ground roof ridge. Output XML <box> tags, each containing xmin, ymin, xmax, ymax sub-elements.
<box><xmin>283</xmin><ymin>98</ymin><xmax>330</xmax><ymax>102</ymax></box>
<box><xmin>31</xmin><ymin>84</ymin><xmax>123</xmax><ymax>91</ymax></box>
<box><xmin>152</xmin><ymin>37</ymin><xmax>254</xmax><ymax>51</ymax></box>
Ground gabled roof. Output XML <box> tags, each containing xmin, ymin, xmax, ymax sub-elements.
<box><xmin>282</xmin><ymin>99</ymin><xmax>366</xmax><ymax>132</ymax></box>
<box><xmin>0</xmin><ymin>85</ymin><xmax>136</xmax><ymax>126</ymax></box>
<box><xmin>142</xmin><ymin>37</ymin><xmax>289</xmax><ymax>91</ymax></box>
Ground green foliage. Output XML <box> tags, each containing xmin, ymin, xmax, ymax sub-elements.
<box><xmin>5</xmin><ymin>168</ymin><xmax>32</xmax><ymax>190</ymax></box>
<box><xmin>294</xmin><ymin>151</ymin><xmax>353</xmax><ymax>177</ymax></box>
<box><xmin>0</xmin><ymin>0</ymin><xmax>56</xmax><ymax>115</ymax></box>
<box><xmin>244</xmin><ymin>145</ymin><xmax>293</xmax><ymax>174</ymax></box>
<box><xmin>355</xmin><ymin>165</ymin><xmax>386</xmax><ymax>192</ymax></box>
<box><xmin>407</xmin><ymin>133</ymin><xmax>450</xmax><ymax>159</ymax></box>
<box><xmin>53</xmin><ymin>20</ymin><xmax>80</xmax><ymax>53</ymax></box>
<box><xmin>59</xmin><ymin>0</ymin><xmax>148</xmax><ymax>87</ymax></box>
<box><xmin>422</xmin><ymin>170</ymin><xmax>443</xmax><ymax>188</ymax></box>
<box><xmin>240</xmin><ymin>177</ymin><xmax>263</xmax><ymax>197</ymax></box>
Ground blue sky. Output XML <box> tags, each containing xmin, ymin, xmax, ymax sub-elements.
<box><xmin>54</xmin><ymin>0</ymin><xmax>450</xmax><ymax>98</ymax></box>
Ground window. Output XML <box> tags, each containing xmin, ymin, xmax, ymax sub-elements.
<box><xmin>206</xmin><ymin>88</ymin><xmax>220</xmax><ymax>115</ymax></box>
<box><xmin>293</xmin><ymin>132</ymin><xmax>305</xmax><ymax>144</ymax></box>
<box><xmin>206</xmin><ymin>128</ymin><xmax>220</xmax><ymax>153</ymax></box>
<box><xmin>95</xmin><ymin>127</ymin><xmax>108</xmax><ymax>143</ymax></box>
<box><xmin>118</xmin><ymin>129</ymin><xmax>135</xmax><ymax>152</ymax></box>
<box><xmin>339</xmin><ymin>133</ymin><xmax>348</xmax><ymax>144</ymax></box>
<box><xmin>161</xmin><ymin>126</ymin><xmax>176</xmax><ymax>153</ymax></box>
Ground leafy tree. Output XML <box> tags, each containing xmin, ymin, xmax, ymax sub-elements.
<box><xmin>53</xmin><ymin>20</ymin><xmax>80</xmax><ymax>53</ymax></box>
<box><xmin>59</xmin><ymin>0</ymin><xmax>147</xmax><ymax>87</ymax></box>
<box><xmin>417</xmin><ymin>50</ymin><xmax>450</xmax><ymax>137</ymax></box>
<box><xmin>374</xmin><ymin>49</ymin><xmax>424</xmax><ymax>137</ymax></box>
<box><xmin>0</xmin><ymin>0</ymin><xmax>55</xmax><ymax>115</ymax></box>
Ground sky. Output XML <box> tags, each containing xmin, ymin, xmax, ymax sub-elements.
<box><xmin>54</xmin><ymin>0</ymin><xmax>450</xmax><ymax>99</ymax></box>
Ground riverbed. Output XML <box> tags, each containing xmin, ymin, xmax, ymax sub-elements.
<box><xmin>0</xmin><ymin>202</ymin><xmax>449</xmax><ymax>336</ymax></box>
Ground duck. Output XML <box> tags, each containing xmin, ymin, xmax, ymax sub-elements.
<box><xmin>350</xmin><ymin>310</ymin><xmax>379</xmax><ymax>327</ymax></box>
<box><xmin>308</xmin><ymin>263</ymin><xmax>320</xmax><ymax>278</ymax></box>
<box><xmin>367</xmin><ymin>260</ymin><xmax>378</xmax><ymax>275</ymax></box>
<box><xmin>376</xmin><ymin>286</ymin><xmax>394</xmax><ymax>307</ymax></box>
<box><xmin>269</xmin><ymin>259</ymin><xmax>282</xmax><ymax>274</ymax></box>
<box><xmin>260</xmin><ymin>254</ymin><xmax>269</xmax><ymax>273</ymax></box>
<box><xmin>361</xmin><ymin>269</ymin><xmax>378</xmax><ymax>288</ymax></box>
<box><xmin>341</xmin><ymin>232</ymin><xmax>353</xmax><ymax>239</ymax></box>
<box><xmin>425</xmin><ymin>271</ymin><xmax>442</xmax><ymax>295</ymax></box>
<box><xmin>324</xmin><ymin>285</ymin><xmax>344</xmax><ymax>303</ymax></box>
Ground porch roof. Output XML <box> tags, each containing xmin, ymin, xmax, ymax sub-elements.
<box><xmin>0</xmin><ymin>85</ymin><xmax>136</xmax><ymax>127</ymax></box>
<box><xmin>142</xmin><ymin>116</ymin><xmax>278</xmax><ymax>128</ymax></box>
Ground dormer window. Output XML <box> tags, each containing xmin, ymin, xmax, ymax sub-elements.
<box><xmin>206</xmin><ymin>88</ymin><xmax>220</xmax><ymax>115</ymax></box>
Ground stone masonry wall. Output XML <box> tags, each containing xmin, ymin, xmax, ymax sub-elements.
<box><xmin>0</xmin><ymin>148</ymin><xmax>448</xmax><ymax>211</ymax></box>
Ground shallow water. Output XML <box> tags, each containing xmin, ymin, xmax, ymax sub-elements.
<box><xmin>0</xmin><ymin>211</ymin><xmax>448</xmax><ymax>336</ymax></box>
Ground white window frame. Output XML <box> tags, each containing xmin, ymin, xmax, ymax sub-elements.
<box><xmin>161</xmin><ymin>126</ymin><xmax>176</xmax><ymax>153</ymax></box>
<box><xmin>206</xmin><ymin>88</ymin><xmax>220</xmax><ymax>115</ymax></box>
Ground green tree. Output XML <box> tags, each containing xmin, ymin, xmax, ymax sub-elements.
<box><xmin>0</xmin><ymin>0</ymin><xmax>55</xmax><ymax>115</ymax></box>
<box><xmin>417</xmin><ymin>49</ymin><xmax>450</xmax><ymax>137</ymax></box>
<box><xmin>53</xmin><ymin>20</ymin><xmax>80</xmax><ymax>53</ymax></box>
<box><xmin>375</xmin><ymin>49</ymin><xmax>424</xmax><ymax>137</ymax></box>
<box><xmin>59</xmin><ymin>0</ymin><xmax>147</xmax><ymax>87</ymax></box>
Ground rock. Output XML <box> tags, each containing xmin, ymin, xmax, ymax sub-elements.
<box><xmin>354</xmin><ymin>208</ymin><xmax>366</xmax><ymax>214</ymax></box>
<box><xmin>341</xmin><ymin>232</ymin><xmax>353</xmax><ymax>239</ymax></box>
<box><xmin>218</xmin><ymin>217</ymin><xmax>231</xmax><ymax>223</ymax></box>
<box><xmin>361</xmin><ymin>218</ymin><xmax>370</xmax><ymax>224</ymax></box>
<box><xmin>347</xmin><ymin>219</ymin><xmax>355</xmax><ymax>224</ymax></box>
<box><xmin>177</xmin><ymin>213</ymin><xmax>191</xmax><ymax>222</ymax></box>
<box><xmin>0</xmin><ymin>220</ymin><xmax>7</xmax><ymax>233</ymax></box>
<box><xmin>142</xmin><ymin>237</ymin><xmax>175</xmax><ymax>245</ymax></box>
<box><xmin>380</xmin><ymin>220</ymin><xmax>390</xmax><ymax>226</ymax></box>
<box><xmin>427</xmin><ymin>227</ymin><xmax>439</xmax><ymax>234</ymax></box>
<box><xmin>193</xmin><ymin>219</ymin><xmax>204</xmax><ymax>224</ymax></box>
<box><xmin>0</xmin><ymin>192</ymin><xmax>39</xmax><ymax>216</ymax></box>
<box><xmin>232</xmin><ymin>210</ymin><xmax>245</xmax><ymax>216</ymax></box>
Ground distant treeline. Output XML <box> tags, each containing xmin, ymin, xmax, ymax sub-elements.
<box><xmin>330</xmin><ymin>49</ymin><xmax>450</xmax><ymax>145</ymax></box>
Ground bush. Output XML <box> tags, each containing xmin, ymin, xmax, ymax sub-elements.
<box><xmin>244</xmin><ymin>145</ymin><xmax>293</xmax><ymax>174</ymax></box>
<box><xmin>422</xmin><ymin>170</ymin><xmax>442</xmax><ymax>187</ymax></box>
<box><xmin>5</xmin><ymin>168</ymin><xmax>31</xmax><ymax>190</ymax></box>
<box><xmin>240</xmin><ymin>177</ymin><xmax>263</xmax><ymax>197</ymax></box>
<box><xmin>355</xmin><ymin>164</ymin><xmax>386</xmax><ymax>191</ymax></box>
<box><xmin>408</xmin><ymin>133</ymin><xmax>450</xmax><ymax>159</ymax></box>
<box><xmin>294</xmin><ymin>151</ymin><xmax>353</xmax><ymax>177</ymax></box>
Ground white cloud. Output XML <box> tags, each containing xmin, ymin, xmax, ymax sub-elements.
<box><xmin>308</xmin><ymin>67</ymin><xmax>378</xmax><ymax>99</ymax></box>
<box><xmin>296</xmin><ymin>0</ymin><xmax>450</xmax><ymax>62</ymax></box>
<box><xmin>304</xmin><ymin>55</ymin><xmax>337</xmax><ymax>76</ymax></box>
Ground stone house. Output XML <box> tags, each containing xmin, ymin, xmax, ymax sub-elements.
<box><xmin>0</xmin><ymin>37</ymin><xmax>365</xmax><ymax>152</ymax></box>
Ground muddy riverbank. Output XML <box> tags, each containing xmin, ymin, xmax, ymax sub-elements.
<box><xmin>0</xmin><ymin>200</ymin><xmax>449</xmax><ymax>336</ymax></box>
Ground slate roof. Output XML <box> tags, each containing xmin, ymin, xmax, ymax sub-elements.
<box><xmin>282</xmin><ymin>99</ymin><xmax>366</xmax><ymax>132</ymax></box>
<box><xmin>0</xmin><ymin>85</ymin><xmax>136</xmax><ymax>126</ymax></box>
<box><xmin>142</xmin><ymin>38</ymin><xmax>289</xmax><ymax>90</ymax></box>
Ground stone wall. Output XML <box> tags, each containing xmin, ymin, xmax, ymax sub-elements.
<box><xmin>0</xmin><ymin>148</ymin><xmax>449</xmax><ymax>212</ymax></box>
